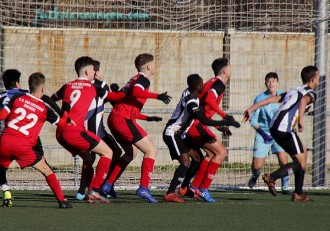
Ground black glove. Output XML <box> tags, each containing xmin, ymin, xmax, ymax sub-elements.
<box><xmin>110</xmin><ymin>83</ymin><xmax>120</xmax><ymax>92</ymax></box>
<box><xmin>157</xmin><ymin>92</ymin><xmax>172</xmax><ymax>104</ymax></box>
<box><xmin>217</xmin><ymin>126</ymin><xmax>232</xmax><ymax>136</ymax></box>
<box><xmin>222</xmin><ymin>119</ymin><xmax>240</xmax><ymax>128</ymax></box>
<box><xmin>146</xmin><ymin>116</ymin><xmax>162</xmax><ymax>122</ymax></box>
<box><xmin>224</xmin><ymin>114</ymin><xmax>235</xmax><ymax>122</ymax></box>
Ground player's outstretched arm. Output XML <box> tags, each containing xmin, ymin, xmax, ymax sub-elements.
<box><xmin>42</xmin><ymin>95</ymin><xmax>61</xmax><ymax>115</ymax></box>
<box><xmin>135</xmin><ymin>111</ymin><xmax>162</xmax><ymax>122</ymax></box>
<box><xmin>131</xmin><ymin>86</ymin><xmax>171</xmax><ymax>104</ymax></box>
<box><xmin>243</xmin><ymin>95</ymin><xmax>281</xmax><ymax>123</ymax></box>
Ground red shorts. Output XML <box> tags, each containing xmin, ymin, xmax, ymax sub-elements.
<box><xmin>0</xmin><ymin>136</ymin><xmax>43</xmax><ymax>169</ymax></box>
<box><xmin>56</xmin><ymin>127</ymin><xmax>100</xmax><ymax>156</ymax></box>
<box><xmin>186</xmin><ymin>121</ymin><xmax>216</xmax><ymax>147</ymax></box>
<box><xmin>108</xmin><ymin>114</ymin><xmax>147</xmax><ymax>145</ymax></box>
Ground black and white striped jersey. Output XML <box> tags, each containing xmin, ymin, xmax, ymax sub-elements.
<box><xmin>84</xmin><ymin>79</ymin><xmax>109</xmax><ymax>138</ymax></box>
<box><xmin>270</xmin><ymin>84</ymin><xmax>316</xmax><ymax>133</ymax></box>
<box><xmin>164</xmin><ymin>88</ymin><xmax>199</xmax><ymax>136</ymax></box>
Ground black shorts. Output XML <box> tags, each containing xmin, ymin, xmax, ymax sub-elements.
<box><xmin>163</xmin><ymin>129</ymin><xmax>191</xmax><ymax>161</ymax></box>
<box><xmin>270</xmin><ymin>128</ymin><xmax>304</xmax><ymax>156</ymax></box>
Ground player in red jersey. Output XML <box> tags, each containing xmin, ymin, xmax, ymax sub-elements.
<box><xmin>101</xmin><ymin>53</ymin><xmax>171</xmax><ymax>203</ymax></box>
<box><xmin>187</xmin><ymin>58</ymin><xmax>240</xmax><ymax>202</ymax></box>
<box><xmin>0</xmin><ymin>72</ymin><xmax>72</xmax><ymax>208</ymax></box>
<box><xmin>52</xmin><ymin>56</ymin><xmax>125</xmax><ymax>203</ymax></box>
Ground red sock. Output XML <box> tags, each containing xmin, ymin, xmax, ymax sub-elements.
<box><xmin>191</xmin><ymin>159</ymin><xmax>209</xmax><ymax>188</ymax></box>
<box><xmin>107</xmin><ymin>158</ymin><xmax>129</xmax><ymax>185</ymax></box>
<box><xmin>46</xmin><ymin>173</ymin><xmax>65</xmax><ymax>201</ymax></box>
<box><xmin>90</xmin><ymin>157</ymin><xmax>111</xmax><ymax>189</ymax></box>
<box><xmin>140</xmin><ymin>157</ymin><xmax>155</xmax><ymax>188</ymax></box>
<box><xmin>200</xmin><ymin>161</ymin><xmax>221</xmax><ymax>189</ymax></box>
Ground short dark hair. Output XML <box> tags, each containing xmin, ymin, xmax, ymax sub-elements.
<box><xmin>28</xmin><ymin>72</ymin><xmax>45</xmax><ymax>93</ymax></box>
<box><xmin>211</xmin><ymin>58</ymin><xmax>229</xmax><ymax>76</ymax></box>
<box><xmin>93</xmin><ymin>60</ymin><xmax>100</xmax><ymax>72</ymax></box>
<box><xmin>187</xmin><ymin>74</ymin><xmax>203</xmax><ymax>91</ymax></box>
<box><xmin>301</xmin><ymin>65</ymin><xmax>318</xmax><ymax>84</ymax></box>
<box><xmin>134</xmin><ymin>53</ymin><xmax>154</xmax><ymax>71</ymax></box>
<box><xmin>74</xmin><ymin>56</ymin><xmax>95</xmax><ymax>75</ymax></box>
<box><xmin>265</xmin><ymin>72</ymin><xmax>279</xmax><ymax>82</ymax></box>
<box><xmin>2</xmin><ymin>69</ymin><xmax>21</xmax><ymax>90</ymax></box>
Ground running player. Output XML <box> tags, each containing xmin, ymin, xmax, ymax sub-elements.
<box><xmin>52</xmin><ymin>56</ymin><xmax>125</xmax><ymax>203</ymax></box>
<box><xmin>101</xmin><ymin>53</ymin><xmax>171</xmax><ymax>203</ymax></box>
<box><xmin>75</xmin><ymin>60</ymin><xmax>122</xmax><ymax>201</ymax></box>
<box><xmin>243</xmin><ymin>65</ymin><xmax>319</xmax><ymax>202</ymax></box>
<box><xmin>163</xmin><ymin>74</ymin><xmax>241</xmax><ymax>203</ymax></box>
<box><xmin>248</xmin><ymin>72</ymin><xmax>290</xmax><ymax>194</ymax></box>
<box><xmin>0</xmin><ymin>72</ymin><xmax>72</xmax><ymax>208</ymax></box>
<box><xmin>187</xmin><ymin>58</ymin><xmax>240</xmax><ymax>202</ymax></box>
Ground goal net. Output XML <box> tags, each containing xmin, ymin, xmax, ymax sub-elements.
<box><xmin>0</xmin><ymin>1</ymin><xmax>328</xmax><ymax>190</ymax></box>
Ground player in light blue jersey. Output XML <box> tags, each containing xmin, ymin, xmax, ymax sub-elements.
<box><xmin>248</xmin><ymin>72</ymin><xmax>290</xmax><ymax>194</ymax></box>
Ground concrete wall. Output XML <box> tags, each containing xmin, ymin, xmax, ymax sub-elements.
<box><xmin>2</xmin><ymin>28</ymin><xmax>329</xmax><ymax>166</ymax></box>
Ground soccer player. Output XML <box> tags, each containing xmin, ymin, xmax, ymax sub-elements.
<box><xmin>163</xmin><ymin>74</ymin><xmax>241</xmax><ymax>203</ymax></box>
<box><xmin>52</xmin><ymin>56</ymin><xmax>125</xmax><ymax>203</ymax></box>
<box><xmin>248</xmin><ymin>72</ymin><xmax>290</xmax><ymax>194</ymax></box>
<box><xmin>0</xmin><ymin>69</ymin><xmax>28</xmax><ymax>206</ymax></box>
<box><xmin>243</xmin><ymin>65</ymin><xmax>319</xmax><ymax>202</ymax></box>
<box><xmin>0</xmin><ymin>72</ymin><xmax>72</xmax><ymax>208</ymax></box>
<box><xmin>75</xmin><ymin>60</ymin><xmax>122</xmax><ymax>201</ymax></box>
<box><xmin>187</xmin><ymin>58</ymin><xmax>240</xmax><ymax>202</ymax></box>
<box><xmin>101</xmin><ymin>53</ymin><xmax>171</xmax><ymax>203</ymax></box>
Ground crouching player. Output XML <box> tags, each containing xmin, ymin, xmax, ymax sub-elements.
<box><xmin>0</xmin><ymin>73</ymin><xmax>72</xmax><ymax>208</ymax></box>
<box><xmin>163</xmin><ymin>74</ymin><xmax>240</xmax><ymax>203</ymax></box>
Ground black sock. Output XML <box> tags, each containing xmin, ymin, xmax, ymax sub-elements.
<box><xmin>0</xmin><ymin>166</ymin><xmax>8</xmax><ymax>186</ymax></box>
<box><xmin>270</xmin><ymin>162</ymin><xmax>302</xmax><ymax>181</ymax></box>
<box><xmin>294</xmin><ymin>170</ymin><xmax>305</xmax><ymax>195</ymax></box>
<box><xmin>181</xmin><ymin>161</ymin><xmax>200</xmax><ymax>188</ymax></box>
<box><xmin>167</xmin><ymin>165</ymin><xmax>188</xmax><ymax>194</ymax></box>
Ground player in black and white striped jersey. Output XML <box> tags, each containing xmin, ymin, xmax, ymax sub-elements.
<box><xmin>163</xmin><ymin>74</ymin><xmax>240</xmax><ymax>203</ymax></box>
<box><xmin>243</xmin><ymin>65</ymin><xmax>319</xmax><ymax>202</ymax></box>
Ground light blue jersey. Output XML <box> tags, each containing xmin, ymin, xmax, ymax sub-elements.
<box><xmin>250</xmin><ymin>90</ymin><xmax>284</xmax><ymax>157</ymax></box>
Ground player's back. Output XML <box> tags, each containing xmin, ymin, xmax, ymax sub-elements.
<box><xmin>2</xmin><ymin>94</ymin><xmax>48</xmax><ymax>146</ymax></box>
<box><xmin>111</xmin><ymin>74</ymin><xmax>149</xmax><ymax>119</ymax></box>
<box><xmin>61</xmin><ymin>78</ymin><xmax>97</xmax><ymax>130</ymax></box>
<box><xmin>199</xmin><ymin>76</ymin><xmax>225</xmax><ymax>118</ymax></box>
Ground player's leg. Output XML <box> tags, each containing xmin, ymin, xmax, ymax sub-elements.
<box><xmin>275</xmin><ymin>151</ymin><xmax>290</xmax><ymax>194</ymax></box>
<box><xmin>76</xmin><ymin>151</ymin><xmax>95</xmax><ymax>200</ymax></box>
<box><xmin>32</xmin><ymin>157</ymin><xmax>72</xmax><ymax>208</ymax></box>
<box><xmin>134</xmin><ymin>136</ymin><xmax>159</xmax><ymax>203</ymax></box>
<box><xmin>0</xmin><ymin>166</ymin><xmax>11</xmax><ymax>207</ymax></box>
<box><xmin>248</xmin><ymin>134</ymin><xmax>269</xmax><ymax>188</ymax></box>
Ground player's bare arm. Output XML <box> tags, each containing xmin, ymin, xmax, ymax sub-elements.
<box><xmin>298</xmin><ymin>95</ymin><xmax>313</xmax><ymax>132</ymax></box>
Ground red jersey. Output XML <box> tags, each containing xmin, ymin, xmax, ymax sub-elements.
<box><xmin>1</xmin><ymin>93</ymin><xmax>59</xmax><ymax>146</ymax></box>
<box><xmin>53</xmin><ymin>78</ymin><xmax>100</xmax><ymax>130</ymax></box>
<box><xmin>198</xmin><ymin>76</ymin><xmax>226</xmax><ymax>118</ymax></box>
<box><xmin>111</xmin><ymin>73</ymin><xmax>155</xmax><ymax>119</ymax></box>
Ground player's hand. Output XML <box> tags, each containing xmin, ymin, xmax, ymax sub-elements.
<box><xmin>157</xmin><ymin>92</ymin><xmax>172</xmax><ymax>104</ymax></box>
<box><xmin>226</xmin><ymin>119</ymin><xmax>241</xmax><ymax>128</ymax></box>
<box><xmin>110</xmin><ymin>83</ymin><xmax>120</xmax><ymax>92</ymax></box>
<box><xmin>217</xmin><ymin>126</ymin><xmax>232</xmax><ymax>136</ymax></box>
<box><xmin>242</xmin><ymin>109</ymin><xmax>251</xmax><ymax>123</ymax></box>
<box><xmin>256</xmin><ymin>128</ymin><xmax>273</xmax><ymax>143</ymax></box>
<box><xmin>224</xmin><ymin>114</ymin><xmax>235</xmax><ymax>122</ymax></box>
<box><xmin>146</xmin><ymin>116</ymin><xmax>162</xmax><ymax>122</ymax></box>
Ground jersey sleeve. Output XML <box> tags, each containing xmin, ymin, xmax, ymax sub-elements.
<box><xmin>131</xmin><ymin>76</ymin><xmax>158</xmax><ymax>99</ymax></box>
<box><xmin>186</xmin><ymin>96</ymin><xmax>200</xmax><ymax>114</ymax></box>
<box><xmin>209</xmin><ymin>80</ymin><xmax>226</xmax><ymax>98</ymax></box>
<box><xmin>134</xmin><ymin>76</ymin><xmax>150</xmax><ymax>90</ymax></box>
<box><xmin>307</xmin><ymin>91</ymin><xmax>317</xmax><ymax>103</ymax></box>
<box><xmin>52</xmin><ymin>84</ymin><xmax>66</xmax><ymax>101</ymax></box>
<box><xmin>45</xmin><ymin>106</ymin><xmax>60</xmax><ymax>125</ymax></box>
<box><xmin>278</xmin><ymin>92</ymin><xmax>287</xmax><ymax>103</ymax></box>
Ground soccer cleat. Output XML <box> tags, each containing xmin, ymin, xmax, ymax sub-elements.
<box><xmin>87</xmin><ymin>188</ymin><xmax>110</xmax><ymax>204</ymax></box>
<box><xmin>189</xmin><ymin>185</ymin><xmax>201</xmax><ymax>197</ymax></box>
<box><xmin>178</xmin><ymin>187</ymin><xmax>199</xmax><ymax>199</ymax></box>
<box><xmin>291</xmin><ymin>192</ymin><xmax>310</xmax><ymax>202</ymax></box>
<box><xmin>262</xmin><ymin>173</ymin><xmax>277</xmax><ymax>196</ymax></box>
<box><xmin>75</xmin><ymin>193</ymin><xmax>88</xmax><ymax>201</ymax></box>
<box><xmin>59</xmin><ymin>199</ymin><xmax>73</xmax><ymax>208</ymax></box>
<box><xmin>109</xmin><ymin>185</ymin><xmax>117</xmax><ymax>198</ymax></box>
<box><xmin>163</xmin><ymin>193</ymin><xmax>184</xmax><ymax>203</ymax></box>
<box><xmin>199</xmin><ymin>189</ymin><xmax>216</xmax><ymax>203</ymax></box>
<box><xmin>3</xmin><ymin>191</ymin><xmax>12</xmax><ymax>207</ymax></box>
<box><xmin>101</xmin><ymin>181</ymin><xmax>113</xmax><ymax>195</ymax></box>
<box><xmin>248</xmin><ymin>175</ymin><xmax>258</xmax><ymax>189</ymax></box>
<box><xmin>136</xmin><ymin>186</ymin><xmax>158</xmax><ymax>203</ymax></box>
<box><xmin>281</xmin><ymin>189</ymin><xmax>291</xmax><ymax>195</ymax></box>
